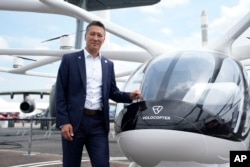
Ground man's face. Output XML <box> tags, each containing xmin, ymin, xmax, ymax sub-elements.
<box><xmin>85</xmin><ymin>25</ymin><xmax>105</xmax><ymax>53</ymax></box>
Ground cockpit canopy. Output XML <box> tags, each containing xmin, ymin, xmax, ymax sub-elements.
<box><xmin>115</xmin><ymin>51</ymin><xmax>250</xmax><ymax>139</ymax></box>
<box><xmin>124</xmin><ymin>51</ymin><xmax>249</xmax><ymax>108</ymax></box>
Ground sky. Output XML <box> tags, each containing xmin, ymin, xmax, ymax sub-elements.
<box><xmin>0</xmin><ymin>0</ymin><xmax>250</xmax><ymax>102</ymax></box>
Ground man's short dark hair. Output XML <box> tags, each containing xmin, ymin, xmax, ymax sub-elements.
<box><xmin>86</xmin><ymin>20</ymin><xmax>106</xmax><ymax>34</ymax></box>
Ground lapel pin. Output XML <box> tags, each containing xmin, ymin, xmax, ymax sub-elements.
<box><xmin>105</xmin><ymin>60</ymin><xmax>107</xmax><ymax>63</ymax></box>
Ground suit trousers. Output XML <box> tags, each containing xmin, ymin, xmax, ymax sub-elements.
<box><xmin>62</xmin><ymin>112</ymin><xmax>109</xmax><ymax>167</ymax></box>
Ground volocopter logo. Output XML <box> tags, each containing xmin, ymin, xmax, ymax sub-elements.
<box><xmin>142</xmin><ymin>105</ymin><xmax>170</xmax><ymax>120</ymax></box>
<box><xmin>152</xmin><ymin>106</ymin><xmax>163</xmax><ymax>114</ymax></box>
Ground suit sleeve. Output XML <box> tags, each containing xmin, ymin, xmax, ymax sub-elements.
<box><xmin>55</xmin><ymin>54</ymin><xmax>70</xmax><ymax>128</ymax></box>
<box><xmin>109</xmin><ymin>62</ymin><xmax>132</xmax><ymax>103</ymax></box>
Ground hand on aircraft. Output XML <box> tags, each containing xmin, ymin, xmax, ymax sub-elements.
<box><xmin>130</xmin><ymin>90</ymin><xmax>142</xmax><ymax>100</ymax></box>
<box><xmin>60</xmin><ymin>123</ymin><xmax>74</xmax><ymax>141</ymax></box>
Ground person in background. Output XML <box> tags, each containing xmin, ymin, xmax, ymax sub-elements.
<box><xmin>55</xmin><ymin>20</ymin><xmax>141</xmax><ymax>167</ymax></box>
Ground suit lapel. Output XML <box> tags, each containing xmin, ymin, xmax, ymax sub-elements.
<box><xmin>77</xmin><ymin>50</ymin><xmax>87</xmax><ymax>88</ymax></box>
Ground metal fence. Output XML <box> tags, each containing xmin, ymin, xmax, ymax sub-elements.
<box><xmin>0</xmin><ymin>118</ymin><xmax>58</xmax><ymax>155</ymax></box>
<box><xmin>0</xmin><ymin>118</ymin><xmax>116</xmax><ymax>156</ymax></box>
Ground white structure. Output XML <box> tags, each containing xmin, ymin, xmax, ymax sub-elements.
<box><xmin>200</xmin><ymin>10</ymin><xmax>208</xmax><ymax>47</ymax></box>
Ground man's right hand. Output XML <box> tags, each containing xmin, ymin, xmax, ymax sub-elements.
<box><xmin>60</xmin><ymin>124</ymin><xmax>74</xmax><ymax>141</ymax></box>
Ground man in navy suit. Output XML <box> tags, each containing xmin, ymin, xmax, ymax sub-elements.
<box><xmin>55</xmin><ymin>21</ymin><xmax>141</xmax><ymax>167</ymax></box>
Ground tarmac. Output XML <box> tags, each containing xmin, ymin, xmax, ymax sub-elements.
<box><xmin>0</xmin><ymin>121</ymin><xmax>137</xmax><ymax>167</ymax></box>
<box><xmin>0</xmin><ymin>150</ymin><xmax>133</xmax><ymax>167</ymax></box>
<box><xmin>0</xmin><ymin>149</ymin><xmax>131</xmax><ymax>167</ymax></box>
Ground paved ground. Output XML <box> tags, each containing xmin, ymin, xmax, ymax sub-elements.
<box><xmin>0</xmin><ymin>150</ymin><xmax>131</xmax><ymax>167</ymax></box>
<box><xmin>0</xmin><ymin>150</ymin><xmax>63</xmax><ymax>167</ymax></box>
<box><xmin>0</xmin><ymin>121</ymin><xmax>136</xmax><ymax>167</ymax></box>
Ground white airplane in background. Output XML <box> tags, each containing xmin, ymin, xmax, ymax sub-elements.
<box><xmin>0</xmin><ymin>91</ymin><xmax>49</xmax><ymax>120</ymax></box>
<box><xmin>0</xmin><ymin>0</ymin><xmax>250</xmax><ymax>167</ymax></box>
<box><xmin>0</xmin><ymin>95</ymin><xmax>49</xmax><ymax>128</ymax></box>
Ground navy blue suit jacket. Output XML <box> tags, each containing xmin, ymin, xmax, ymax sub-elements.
<box><xmin>55</xmin><ymin>50</ymin><xmax>132</xmax><ymax>133</ymax></box>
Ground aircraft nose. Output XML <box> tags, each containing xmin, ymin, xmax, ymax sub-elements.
<box><xmin>115</xmin><ymin>100</ymin><xmax>215</xmax><ymax>134</ymax></box>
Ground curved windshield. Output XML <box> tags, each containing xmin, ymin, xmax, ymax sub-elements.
<box><xmin>139</xmin><ymin>51</ymin><xmax>242</xmax><ymax>115</ymax></box>
<box><xmin>142</xmin><ymin>52</ymin><xmax>216</xmax><ymax>101</ymax></box>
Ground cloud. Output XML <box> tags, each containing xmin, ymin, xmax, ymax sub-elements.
<box><xmin>157</xmin><ymin>0</ymin><xmax>189</xmax><ymax>8</ymax></box>
<box><xmin>8</xmin><ymin>36</ymin><xmax>50</xmax><ymax>49</ymax></box>
<box><xmin>0</xmin><ymin>36</ymin><xmax>9</xmax><ymax>48</ymax></box>
<box><xmin>140</xmin><ymin>0</ymin><xmax>189</xmax><ymax>14</ymax></box>
<box><xmin>160</xmin><ymin>28</ymin><xmax>173</xmax><ymax>36</ymax></box>
<box><xmin>146</xmin><ymin>16</ymin><xmax>160</xmax><ymax>24</ymax></box>
<box><xmin>165</xmin><ymin>32</ymin><xmax>202</xmax><ymax>50</ymax></box>
<box><xmin>103</xmin><ymin>40</ymin><xmax>144</xmax><ymax>51</ymax></box>
<box><xmin>0</xmin><ymin>75</ymin><xmax>4</xmax><ymax>84</ymax></box>
<box><xmin>0</xmin><ymin>36</ymin><xmax>13</xmax><ymax>64</ymax></box>
<box><xmin>209</xmin><ymin>0</ymin><xmax>250</xmax><ymax>41</ymax></box>
<box><xmin>0</xmin><ymin>35</ymin><xmax>58</xmax><ymax>65</ymax></box>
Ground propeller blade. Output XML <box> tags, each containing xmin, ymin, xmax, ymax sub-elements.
<box><xmin>41</xmin><ymin>35</ymin><xmax>65</xmax><ymax>43</ymax></box>
<box><xmin>18</xmin><ymin>56</ymin><xmax>36</xmax><ymax>61</ymax></box>
<box><xmin>41</xmin><ymin>30</ymin><xmax>85</xmax><ymax>43</ymax></box>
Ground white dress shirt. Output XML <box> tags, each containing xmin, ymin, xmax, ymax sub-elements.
<box><xmin>84</xmin><ymin>49</ymin><xmax>103</xmax><ymax>110</ymax></box>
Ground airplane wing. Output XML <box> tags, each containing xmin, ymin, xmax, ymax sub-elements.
<box><xmin>0</xmin><ymin>90</ymin><xmax>50</xmax><ymax>99</ymax></box>
<box><xmin>0</xmin><ymin>90</ymin><xmax>50</xmax><ymax>115</ymax></box>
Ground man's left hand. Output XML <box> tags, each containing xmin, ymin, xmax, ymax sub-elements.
<box><xmin>130</xmin><ymin>90</ymin><xmax>142</xmax><ymax>100</ymax></box>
